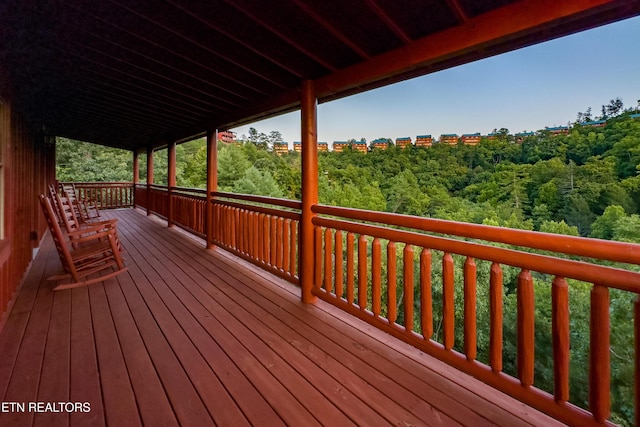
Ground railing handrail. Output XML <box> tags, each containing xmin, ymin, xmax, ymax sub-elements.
<box><xmin>313</xmin><ymin>216</ymin><xmax>640</xmax><ymax>293</ymax></box>
<box><xmin>213</xmin><ymin>191</ymin><xmax>302</xmax><ymax>210</ymax></box>
<box><xmin>313</xmin><ymin>204</ymin><xmax>640</xmax><ymax>265</ymax></box>
<box><xmin>215</xmin><ymin>199</ymin><xmax>301</xmax><ymax>221</ymax></box>
<box><xmin>62</xmin><ymin>181</ymin><xmax>134</xmax><ymax>185</ymax></box>
<box><xmin>170</xmin><ymin>186</ymin><xmax>207</xmax><ymax>195</ymax></box>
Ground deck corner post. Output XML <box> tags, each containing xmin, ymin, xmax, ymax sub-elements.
<box><xmin>206</xmin><ymin>128</ymin><xmax>218</xmax><ymax>249</ymax></box>
<box><xmin>300</xmin><ymin>80</ymin><xmax>318</xmax><ymax>304</ymax></box>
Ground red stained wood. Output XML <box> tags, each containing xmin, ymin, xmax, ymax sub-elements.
<box><xmin>324</xmin><ymin>228</ymin><xmax>332</xmax><ymax>292</ymax></box>
<box><xmin>552</xmin><ymin>276</ymin><xmax>570</xmax><ymax>403</ymax></box>
<box><xmin>358</xmin><ymin>234</ymin><xmax>368</xmax><ymax>310</ymax></box>
<box><xmin>442</xmin><ymin>252</ymin><xmax>454</xmax><ymax>350</ymax></box>
<box><xmin>517</xmin><ymin>269</ymin><xmax>535</xmax><ymax>387</ymax></box>
<box><xmin>371</xmin><ymin>238</ymin><xmax>381</xmax><ymax>317</ymax></box>
<box><xmin>314</xmin><ymin>226</ymin><xmax>323</xmax><ymax>289</ymax></box>
<box><xmin>589</xmin><ymin>285</ymin><xmax>610</xmax><ymax>423</ymax></box>
<box><xmin>334</xmin><ymin>230</ymin><xmax>344</xmax><ymax>298</ymax></box>
<box><xmin>403</xmin><ymin>244</ymin><xmax>414</xmax><ymax>332</ymax></box>
<box><xmin>420</xmin><ymin>249</ymin><xmax>432</xmax><ymax>339</ymax></box>
<box><xmin>464</xmin><ymin>257</ymin><xmax>477</xmax><ymax>361</ymax></box>
<box><xmin>387</xmin><ymin>242</ymin><xmax>397</xmax><ymax>324</ymax></box>
<box><xmin>346</xmin><ymin>232</ymin><xmax>355</xmax><ymax>305</ymax></box>
<box><xmin>489</xmin><ymin>262</ymin><xmax>503</xmax><ymax>372</ymax></box>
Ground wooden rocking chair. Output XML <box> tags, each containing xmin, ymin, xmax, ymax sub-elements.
<box><xmin>50</xmin><ymin>188</ymin><xmax>122</xmax><ymax>250</ymax></box>
<box><xmin>60</xmin><ymin>182</ymin><xmax>100</xmax><ymax>222</ymax></box>
<box><xmin>39</xmin><ymin>194</ymin><xmax>127</xmax><ymax>290</ymax></box>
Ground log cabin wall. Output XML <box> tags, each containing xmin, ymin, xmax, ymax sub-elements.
<box><xmin>0</xmin><ymin>91</ymin><xmax>56</xmax><ymax>329</ymax></box>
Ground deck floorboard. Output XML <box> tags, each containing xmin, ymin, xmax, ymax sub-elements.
<box><xmin>0</xmin><ymin>208</ymin><xmax>565</xmax><ymax>426</ymax></box>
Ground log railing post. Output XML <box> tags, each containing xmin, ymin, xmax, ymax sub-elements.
<box><xmin>206</xmin><ymin>129</ymin><xmax>218</xmax><ymax>249</ymax></box>
<box><xmin>300</xmin><ymin>80</ymin><xmax>318</xmax><ymax>304</ymax></box>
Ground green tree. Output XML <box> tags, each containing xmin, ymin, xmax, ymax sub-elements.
<box><xmin>232</xmin><ymin>166</ymin><xmax>284</xmax><ymax>197</ymax></box>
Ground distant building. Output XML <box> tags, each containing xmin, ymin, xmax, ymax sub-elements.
<box><xmin>218</xmin><ymin>130</ymin><xmax>236</xmax><ymax>143</ymax></box>
<box><xmin>415</xmin><ymin>135</ymin><xmax>433</xmax><ymax>148</ymax></box>
<box><xmin>630</xmin><ymin>113</ymin><xmax>640</xmax><ymax>119</ymax></box>
<box><xmin>580</xmin><ymin>120</ymin><xmax>606</xmax><ymax>128</ymax></box>
<box><xmin>461</xmin><ymin>132</ymin><xmax>481</xmax><ymax>145</ymax></box>
<box><xmin>546</xmin><ymin>126</ymin><xmax>569</xmax><ymax>136</ymax></box>
<box><xmin>515</xmin><ymin>132</ymin><xmax>535</xmax><ymax>143</ymax></box>
<box><xmin>351</xmin><ymin>141</ymin><xmax>368</xmax><ymax>153</ymax></box>
<box><xmin>293</xmin><ymin>141</ymin><xmax>329</xmax><ymax>152</ymax></box>
<box><xmin>371</xmin><ymin>138</ymin><xmax>390</xmax><ymax>150</ymax></box>
<box><xmin>333</xmin><ymin>141</ymin><xmax>349</xmax><ymax>152</ymax></box>
<box><xmin>273</xmin><ymin>142</ymin><xmax>289</xmax><ymax>155</ymax></box>
<box><xmin>486</xmin><ymin>133</ymin><xmax>497</xmax><ymax>140</ymax></box>
<box><xmin>395</xmin><ymin>137</ymin><xmax>412</xmax><ymax>148</ymax></box>
<box><xmin>439</xmin><ymin>134</ymin><xmax>459</xmax><ymax>145</ymax></box>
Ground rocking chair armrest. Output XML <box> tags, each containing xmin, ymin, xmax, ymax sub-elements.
<box><xmin>89</xmin><ymin>218</ymin><xmax>117</xmax><ymax>227</ymax></box>
<box><xmin>71</xmin><ymin>228</ymin><xmax>117</xmax><ymax>243</ymax></box>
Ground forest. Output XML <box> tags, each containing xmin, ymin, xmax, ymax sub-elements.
<box><xmin>56</xmin><ymin>101</ymin><xmax>640</xmax><ymax>425</ymax></box>
<box><xmin>57</xmin><ymin>103</ymin><xmax>640</xmax><ymax>242</ymax></box>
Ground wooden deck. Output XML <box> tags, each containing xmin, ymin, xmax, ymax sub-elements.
<box><xmin>0</xmin><ymin>208</ymin><xmax>564</xmax><ymax>426</ymax></box>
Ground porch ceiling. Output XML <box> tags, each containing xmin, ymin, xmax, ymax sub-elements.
<box><xmin>2</xmin><ymin>0</ymin><xmax>639</xmax><ymax>151</ymax></box>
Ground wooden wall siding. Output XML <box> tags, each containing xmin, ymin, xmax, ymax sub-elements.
<box><xmin>0</xmin><ymin>96</ymin><xmax>55</xmax><ymax>327</ymax></box>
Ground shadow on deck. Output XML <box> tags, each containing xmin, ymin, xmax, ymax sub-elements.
<box><xmin>0</xmin><ymin>208</ymin><xmax>563</xmax><ymax>426</ymax></box>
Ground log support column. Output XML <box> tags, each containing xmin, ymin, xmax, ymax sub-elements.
<box><xmin>300</xmin><ymin>80</ymin><xmax>318</xmax><ymax>304</ymax></box>
<box><xmin>146</xmin><ymin>147</ymin><xmax>154</xmax><ymax>216</ymax></box>
<box><xmin>167</xmin><ymin>141</ymin><xmax>176</xmax><ymax>227</ymax></box>
<box><xmin>206</xmin><ymin>129</ymin><xmax>218</xmax><ymax>249</ymax></box>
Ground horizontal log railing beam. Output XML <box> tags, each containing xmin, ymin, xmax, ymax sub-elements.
<box><xmin>312</xmin><ymin>204</ymin><xmax>640</xmax><ymax>265</ymax></box>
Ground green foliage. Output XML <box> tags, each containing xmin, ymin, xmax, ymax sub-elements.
<box><xmin>56</xmin><ymin>137</ymin><xmax>133</xmax><ymax>182</ymax></box>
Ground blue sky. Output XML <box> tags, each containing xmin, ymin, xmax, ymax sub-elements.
<box><xmin>232</xmin><ymin>16</ymin><xmax>640</xmax><ymax>146</ymax></box>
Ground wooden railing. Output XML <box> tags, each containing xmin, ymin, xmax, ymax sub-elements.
<box><xmin>148</xmin><ymin>185</ymin><xmax>169</xmax><ymax>218</ymax></box>
<box><xmin>211</xmin><ymin>192</ymin><xmax>301</xmax><ymax>285</ymax></box>
<box><xmin>64</xmin><ymin>182</ymin><xmax>134</xmax><ymax>209</ymax></box>
<box><xmin>135</xmin><ymin>185</ymin><xmax>301</xmax><ymax>284</ymax></box>
<box><xmin>169</xmin><ymin>187</ymin><xmax>207</xmax><ymax>238</ymax></box>
<box><xmin>311</xmin><ymin>204</ymin><xmax>640</xmax><ymax>427</ymax></box>
<box><xmin>97</xmin><ymin>182</ymin><xmax>640</xmax><ymax>425</ymax></box>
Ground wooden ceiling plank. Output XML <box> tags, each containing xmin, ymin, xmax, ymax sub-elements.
<box><xmin>105</xmin><ymin>0</ymin><xmax>293</xmax><ymax>90</ymax></box>
<box><xmin>72</xmin><ymin>39</ymin><xmax>243</xmax><ymax>109</ymax></box>
<box><xmin>289</xmin><ymin>0</ymin><xmax>371</xmax><ymax>60</ymax></box>
<box><xmin>363</xmin><ymin>0</ymin><xmax>413</xmax><ymax>44</ymax></box>
<box><xmin>75</xmin><ymin>68</ymin><xmax>215</xmax><ymax>115</ymax></box>
<box><xmin>445</xmin><ymin>0</ymin><xmax>470</xmax><ymax>23</ymax></box>
<box><xmin>164</xmin><ymin>0</ymin><xmax>308</xmax><ymax>80</ymax></box>
<box><xmin>68</xmin><ymin>1</ymin><xmax>279</xmax><ymax>97</ymax></box>
<box><xmin>223</xmin><ymin>0</ymin><xmax>338</xmax><ymax>73</ymax></box>
<box><xmin>64</xmin><ymin>48</ymin><xmax>235</xmax><ymax>113</ymax></box>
